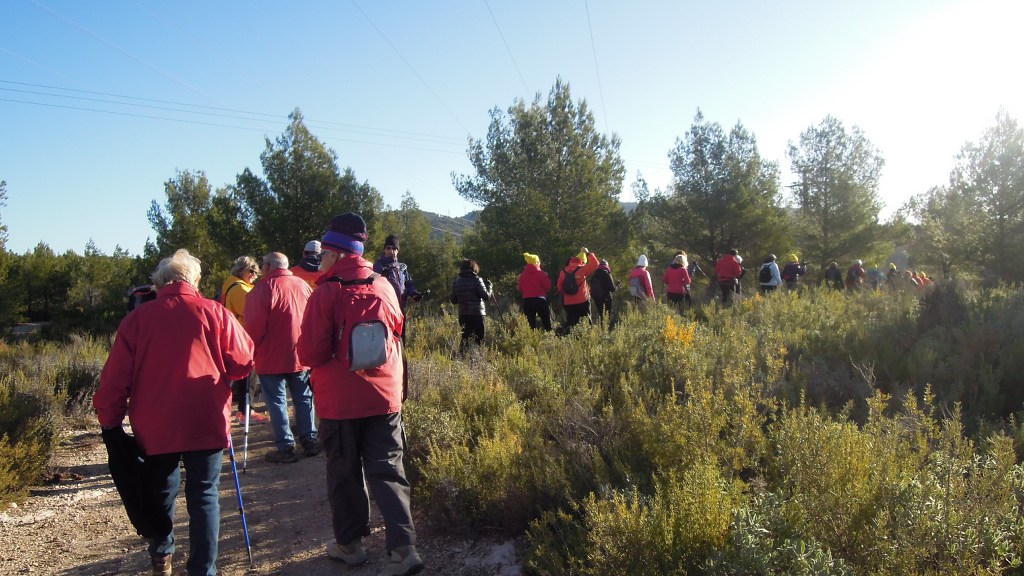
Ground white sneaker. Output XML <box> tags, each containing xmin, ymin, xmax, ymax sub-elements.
<box><xmin>378</xmin><ymin>545</ymin><xmax>423</xmax><ymax>576</ymax></box>
<box><xmin>326</xmin><ymin>538</ymin><xmax>367</xmax><ymax>566</ymax></box>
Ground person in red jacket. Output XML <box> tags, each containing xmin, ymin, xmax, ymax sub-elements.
<box><xmin>517</xmin><ymin>252</ymin><xmax>552</xmax><ymax>331</ymax></box>
<box><xmin>556</xmin><ymin>247</ymin><xmax>600</xmax><ymax>334</ymax></box>
<box><xmin>94</xmin><ymin>248</ymin><xmax>255</xmax><ymax>576</ymax></box>
<box><xmin>662</xmin><ymin>252</ymin><xmax>692</xmax><ymax>311</ymax></box>
<box><xmin>628</xmin><ymin>254</ymin><xmax>655</xmax><ymax>304</ymax></box>
<box><xmin>714</xmin><ymin>249</ymin><xmax>744</xmax><ymax>305</ymax></box>
<box><xmin>296</xmin><ymin>213</ymin><xmax>423</xmax><ymax>576</ymax></box>
<box><xmin>244</xmin><ymin>252</ymin><xmax>317</xmax><ymax>464</ymax></box>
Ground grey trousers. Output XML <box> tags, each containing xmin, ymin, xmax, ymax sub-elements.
<box><xmin>321</xmin><ymin>413</ymin><xmax>416</xmax><ymax>552</ymax></box>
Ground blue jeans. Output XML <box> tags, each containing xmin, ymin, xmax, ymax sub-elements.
<box><xmin>147</xmin><ymin>449</ymin><xmax>222</xmax><ymax>576</ymax></box>
<box><xmin>259</xmin><ymin>371</ymin><xmax>317</xmax><ymax>451</ymax></box>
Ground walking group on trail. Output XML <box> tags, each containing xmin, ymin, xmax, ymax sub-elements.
<box><xmin>95</xmin><ymin>212</ymin><xmax>424</xmax><ymax>576</ymax></box>
<box><xmin>97</xmin><ymin>212</ymin><xmax>945</xmax><ymax>575</ymax></box>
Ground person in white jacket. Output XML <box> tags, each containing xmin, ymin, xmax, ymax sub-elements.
<box><xmin>758</xmin><ymin>254</ymin><xmax>783</xmax><ymax>294</ymax></box>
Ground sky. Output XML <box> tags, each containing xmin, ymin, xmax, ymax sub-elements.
<box><xmin>2</xmin><ymin>0</ymin><xmax>1022</xmax><ymax>255</ymax></box>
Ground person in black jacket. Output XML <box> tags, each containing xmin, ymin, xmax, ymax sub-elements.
<box><xmin>449</xmin><ymin>259</ymin><xmax>493</xmax><ymax>349</ymax></box>
<box><xmin>589</xmin><ymin>259</ymin><xmax>616</xmax><ymax>324</ymax></box>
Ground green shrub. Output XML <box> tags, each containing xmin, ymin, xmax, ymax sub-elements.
<box><xmin>526</xmin><ymin>463</ymin><xmax>739</xmax><ymax>575</ymax></box>
<box><xmin>0</xmin><ymin>335</ymin><xmax>108</xmax><ymax>503</ymax></box>
<box><xmin>702</xmin><ymin>492</ymin><xmax>855</xmax><ymax>576</ymax></box>
<box><xmin>0</xmin><ymin>372</ymin><xmax>59</xmax><ymax>505</ymax></box>
<box><xmin>765</xmin><ymin>393</ymin><xmax>1024</xmax><ymax>575</ymax></box>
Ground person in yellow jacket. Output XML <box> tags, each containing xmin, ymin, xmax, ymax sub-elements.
<box><xmin>221</xmin><ymin>256</ymin><xmax>268</xmax><ymax>422</ymax></box>
<box><xmin>556</xmin><ymin>247</ymin><xmax>600</xmax><ymax>334</ymax></box>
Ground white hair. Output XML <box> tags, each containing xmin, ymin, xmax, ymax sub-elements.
<box><xmin>151</xmin><ymin>249</ymin><xmax>202</xmax><ymax>288</ymax></box>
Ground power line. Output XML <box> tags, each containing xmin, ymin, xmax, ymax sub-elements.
<box><xmin>430</xmin><ymin>223</ymin><xmax>462</xmax><ymax>234</ymax></box>
<box><xmin>0</xmin><ymin>47</ymin><xmax>98</xmax><ymax>91</ymax></box>
<box><xmin>0</xmin><ymin>97</ymin><xmax>464</xmax><ymax>155</ymax></box>
<box><xmin>128</xmin><ymin>0</ymin><xmax>261</xmax><ymax>86</ymax></box>
<box><xmin>0</xmin><ymin>96</ymin><xmax>270</xmax><ymax>132</ymax></box>
<box><xmin>483</xmin><ymin>0</ymin><xmax>530</xmax><ymax>95</ymax></box>
<box><xmin>349</xmin><ymin>0</ymin><xmax>471</xmax><ymax>135</ymax></box>
<box><xmin>26</xmin><ymin>0</ymin><xmax>218</xmax><ymax>104</ymax></box>
<box><xmin>583</xmin><ymin>0</ymin><xmax>609</xmax><ymax>134</ymax></box>
<box><xmin>0</xmin><ymin>80</ymin><xmax>466</xmax><ymax>145</ymax></box>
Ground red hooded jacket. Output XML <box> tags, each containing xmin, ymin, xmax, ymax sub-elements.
<box><xmin>557</xmin><ymin>252</ymin><xmax>600</xmax><ymax>305</ymax></box>
<box><xmin>518</xmin><ymin>264</ymin><xmax>552</xmax><ymax>299</ymax></box>
<box><xmin>715</xmin><ymin>255</ymin><xmax>743</xmax><ymax>282</ymax></box>
<box><xmin>662</xmin><ymin>265</ymin><xmax>692</xmax><ymax>294</ymax></box>
<box><xmin>297</xmin><ymin>254</ymin><xmax>405</xmax><ymax>420</ymax></box>
<box><xmin>629</xmin><ymin>267</ymin><xmax>655</xmax><ymax>299</ymax></box>
<box><xmin>94</xmin><ymin>282</ymin><xmax>255</xmax><ymax>455</ymax></box>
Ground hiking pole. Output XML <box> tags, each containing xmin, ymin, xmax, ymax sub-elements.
<box><xmin>227</xmin><ymin>439</ymin><xmax>253</xmax><ymax>565</ymax></box>
<box><xmin>242</xmin><ymin>388</ymin><xmax>251</xmax><ymax>473</ymax></box>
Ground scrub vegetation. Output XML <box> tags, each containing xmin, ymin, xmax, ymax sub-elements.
<box><xmin>8</xmin><ymin>284</ymin><xmax>1024</xmax><ymax>574</ymax></box>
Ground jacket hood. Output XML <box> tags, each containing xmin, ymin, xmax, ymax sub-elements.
<box><xmin>316</xmin><ymin>254</ymin><xmax>372</xmax><ymax>285</ymax></box>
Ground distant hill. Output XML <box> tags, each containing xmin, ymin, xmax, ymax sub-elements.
<box><xmin>422</xmin><ymin>202</ymin><xmax>635</xmax><ymax>241</ymax></box>
<box><xmin>423</xmin><ymin>210</ymin><xmax>479</xmax><ymax>241</ymax></box>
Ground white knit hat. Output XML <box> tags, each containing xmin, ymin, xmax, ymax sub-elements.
<box><xmin>637</xmin><ymin>254</ymin><xmax>648</xmax><ymax>267</ymax></box>
<box><xmin>304</xmin><ymin>240</ymin><xmax>322</xmax><ymax>254</ymax></box>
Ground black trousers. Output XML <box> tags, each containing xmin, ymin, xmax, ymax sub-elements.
<box><xmin>563</xmin><ymin>301</ymin><xmax>592</xmax><ymax>332</ymax></box>
<box><xmin>458</xmin><ymin>314</ymin><xmax>485</xmax><ymax>347</ymax></box>
<box><xmin>593</xmin><ymin>296</ymin><xmax>612</xmax><ymax>322</ymax></box>
<box><xmin>719</xmin><ymin>282</ymin><xmax>736</xmax><ymax>304</ymax></box>
<box><xmin>231</xmin><ymin>379</ymin><xmax>248</xmax><ymax>413</ymax></box>
<box><xmin>522</xmin><ymin>297</ymin><xmax>552</xmax><ymax>331</ymax></box>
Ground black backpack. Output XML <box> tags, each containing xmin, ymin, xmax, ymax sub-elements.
<box><xmin>562</xmin><ymin>266</ymin><xmax>583</xmax><ymax>295</ymax></box>
<box><xmin>758</xmin><ymin>264</ymin><xmax>773</xmax><ymax>284</ymax></box>
<box><xmin>126</xmin><ymin>285</ymin><xmax>156</xmax><ymax>313</ymax></box>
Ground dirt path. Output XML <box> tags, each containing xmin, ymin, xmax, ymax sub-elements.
<box><xmin>0</xmin><ymin>419</ymin><xmax>522</xmax><ymax>576</ymax></box>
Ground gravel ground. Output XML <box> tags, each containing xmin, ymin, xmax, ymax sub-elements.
<box><xmin>0</xmin><ymin>420</ymin><xmax>523</xmax><ymax>576</ymax></box>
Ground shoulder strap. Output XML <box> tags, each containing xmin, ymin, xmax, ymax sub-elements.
<box><xmin>326</xmin><ymin>273</ymin><xmax>380</xmax><ymax>286</ymax></box>
<box><xmin>222</xmin><ymin>281</ymin><xmax>244</xmax><ymax>304</ymax></box>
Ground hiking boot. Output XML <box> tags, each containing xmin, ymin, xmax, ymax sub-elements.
<box><xmin>326</xmin><ymin>538</ymin><xmax>367</xmax><ymax>566</ymax></box>
<box><xmin>265</xmin><ymin>446</ymin><xmax>299</xmax><ymax>464</ymax></box>
<box><xmin>151</xmin><ymin>553</ymin><xmax>172</xmax><ymax>575</ymax></box>
<box><xmin>379</xmin><ymin>545</ymin><xmax>423</xmax><ymax>576</ymax></box>
<box><xmin>300</xmin><ymin>437</ymin><xmax>321</xmax><ymax>457</ymax></box>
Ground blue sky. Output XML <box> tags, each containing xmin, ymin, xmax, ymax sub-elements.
<box><xmin>2</xmin><ymin>0</ymin><xmax>1021</xmax><ymax>255</ymax></box>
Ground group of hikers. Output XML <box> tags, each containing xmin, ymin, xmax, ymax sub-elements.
<box><xmin>97</xmin><ymin>215</ymin><xmax>941</xmax><ymax>575</ymax></box>
<box><xmin>449</xmin><ymin>245</ymin><xmax>943</xmax><ymax>344</ymax></box>
<box><xmin>96</xmin><ymin>213</ymin><xmax>424</xmax><ymax>576</ymax></box>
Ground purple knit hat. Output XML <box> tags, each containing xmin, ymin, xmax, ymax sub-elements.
<box><xmin>321</xmin><ymin>212</ymin><xmax>367</xmax><ymax>255</ymax></box>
